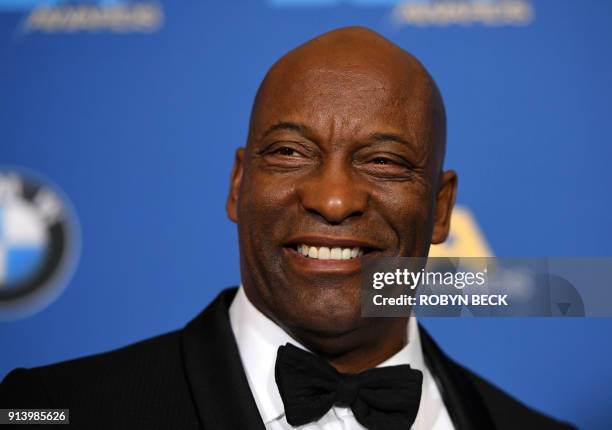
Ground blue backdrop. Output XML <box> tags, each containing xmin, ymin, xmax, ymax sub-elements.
<box><xmin>1</xmin><ymin>1</ymin><xmax>611</xmax><ymax>428</ymax></box>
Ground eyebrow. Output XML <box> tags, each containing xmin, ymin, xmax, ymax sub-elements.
<box><xmin>369</xmin><ymin>132</ymin><xmax>414</xmax><ymax>150</ymax></box>
<box><xmin>262</xmin><ymin>122</ymin><xmax>310</xmax><ymax>139</ymax></box>
<box><xmin>261</xmin><ymin>122</ymin><xmax>415</xmax><ymax>152</ymax></box>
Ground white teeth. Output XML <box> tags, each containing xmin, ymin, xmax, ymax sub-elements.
<box><xmin>297</xmin><ymin>244</ymin><xmax>364</xmax><ymax>260</ymax></box>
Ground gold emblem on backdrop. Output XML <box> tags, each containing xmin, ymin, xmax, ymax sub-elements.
<box><xmin>429</xmin><ymin>206</ymin><xmax>493</xmax><ymax>258</ymax></box>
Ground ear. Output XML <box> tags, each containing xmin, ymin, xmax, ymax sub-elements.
<box><xmin>226</xmin><ymin>148</ymin><xmax>245</xmax><ymax>223</ymax></box>
<box><xmin>431</xmin><ymin>170</ymin><xmax>458</xmax><ymax>244</ymax></box>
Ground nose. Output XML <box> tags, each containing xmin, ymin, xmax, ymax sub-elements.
<box><xmin>298</xmin><ymin>162</ymin><xmax>369</xmax><ymax>225</ymax></box>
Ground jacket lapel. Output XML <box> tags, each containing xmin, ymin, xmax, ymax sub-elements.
<box><xmin>181</xmin><ymin>287</ymin><xmax>266</xmax><ymax>430</ymax></box>
<box><xmin>420</xmin><ymin>326</ymin><xmax>496</xmax><ymax>430</ymax></box>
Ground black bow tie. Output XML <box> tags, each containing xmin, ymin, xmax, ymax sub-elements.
<box><xmin>274</xmin><ymin>343</ymin><xmax>423</xmax><ymax>430</ymax></box>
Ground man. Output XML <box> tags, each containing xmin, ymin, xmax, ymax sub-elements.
<box><xmin>1</xmin><ymin>27</ymin><xmax>573</xmax><ymax>429</ymax></box>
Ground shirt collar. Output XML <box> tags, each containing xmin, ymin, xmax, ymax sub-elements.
<box><xmin>229</xmin><ymin>285</ymin><xmax>426</xmax><ymax>424</ymax></box>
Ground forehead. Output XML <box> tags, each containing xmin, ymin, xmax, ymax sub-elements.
<box><xmin>251</xmin><ymin>58</ymin><xmax>435</xmax><ymax>147</ymax></box>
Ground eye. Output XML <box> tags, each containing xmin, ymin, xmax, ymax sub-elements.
<box><xmin>258</xmin><ymin>141</ymin><xmax>316</xmax><ymax>171</ymax></box>
<box><xmin>274</xmin><ymin>147</ymin><xmax>298</xmax><ymax>156</ymax></box>
<box><xmin>263</xmin><ymin>143</ymin><xmax>311</xmax><ymax>160</ymax></box>
<box><xmin>354</xmin><ymin>152</ymin><xmax>417</xmax><ymax>181</ymax></box>
<box><xmin>372</xmin><ymin>157</ymin><xmax>393</xmax><ymax>165</ymax></box>
<box><xmin>370</xmin><ymin>156</ymin><xmax>406</xmax><ymax>168</ymax></box>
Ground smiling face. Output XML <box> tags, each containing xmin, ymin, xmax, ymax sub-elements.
<box><xmin>227</xmin><ymin>28</ymin><xmax>456</xmax><ymax>359</ymax></box>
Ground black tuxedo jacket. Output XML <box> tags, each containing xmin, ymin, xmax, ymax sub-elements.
<box><xmin>1</xmin><ymin>288</ymin><xmax>574</xmax><ymax>429</ymax></box>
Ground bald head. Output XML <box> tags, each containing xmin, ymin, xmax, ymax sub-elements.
<box><xmin>227</xmin><ymin>27</ymin><xmax>457</xmax><ymax>365</ymax></box>
<box><xmin>248</xmin><ymin>26</ymin><xmax>447</xmax><ymax>173</ymax></box>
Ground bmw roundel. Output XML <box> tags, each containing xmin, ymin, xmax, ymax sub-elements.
<box><xmin>0</xmin><ymin>169</ymin><xmax>79</xmax><ymax>319</ymax></box>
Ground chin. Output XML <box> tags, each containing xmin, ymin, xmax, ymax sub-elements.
<box><xmin>291</xmin><ymin>288</ymin><xmax>364</xmax><ymax>337</ymax></box>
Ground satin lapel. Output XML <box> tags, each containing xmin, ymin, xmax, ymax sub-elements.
<box><xmin>181</xmin><ymin>287</ymin><xmax>266</xmax><ymax>430</ymax></box>
<box><xmin>419</xmin><ymin>326</ymin><xmax>496</xmax><ymax>430</ymax></box>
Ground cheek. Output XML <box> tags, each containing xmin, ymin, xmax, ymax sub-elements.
<box><xmin>238</xmin><ymin>170</ymin><xmax>298</xmax><ymax>244</ymax></box>
<box><xmin>372</xmin><ymin>183</ymin><xmax>434</xmax><ymax>252</ymax></box>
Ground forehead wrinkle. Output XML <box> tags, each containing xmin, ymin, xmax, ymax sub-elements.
<box><xmin>305</xmin><ymin>67</ymin><xmax>387</xmax><ymax>88</ymax></box>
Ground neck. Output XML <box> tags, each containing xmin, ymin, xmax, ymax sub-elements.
<box><xmin>289</xmin><ymin>318</ymin><xmax>409</xmax><ymax>374</ymax></box>
<box><xmin>241</xmin><ymin>283</ymin><xmax>409</xmax><ymax>374</ymax></box>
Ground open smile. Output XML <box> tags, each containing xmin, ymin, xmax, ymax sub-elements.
<box><xmin>282</xmin><ymin>235</ymin><xmax>383</xmax><ymax>274</ymax></box>
<box><xmin>295</xmin><ymin>244</ymin><xmax>363</xmax><ymax>260</ymax></box>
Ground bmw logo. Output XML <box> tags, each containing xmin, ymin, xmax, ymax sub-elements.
<box><xmin>0</xmin><ymin>169</ymin><xmax>79</xmax><ymax>319</ymax></box>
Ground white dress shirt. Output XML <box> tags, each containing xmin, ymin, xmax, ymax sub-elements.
<box><xmin>229</xmin><ymin>286</ymin><xmax>455</xmax><ymax>430</ymax></box>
